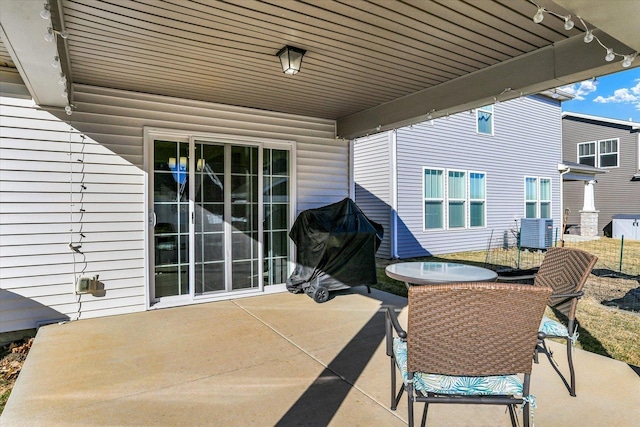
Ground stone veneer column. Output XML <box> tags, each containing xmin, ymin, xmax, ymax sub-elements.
<box><xmin>580</xmin><ymin>210</ymin><xmax>599</xmax><ymax>237</ymax></box>
<box><xmin>580</xmin><ymin>180</ymin><xmax>599</xmax><ymax>237</ymax></box>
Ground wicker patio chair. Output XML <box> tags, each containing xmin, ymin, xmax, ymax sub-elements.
<box><xmin>533</xmin><ymin>247</ymin><xmax>598</xmax><ymax>397</ymax></box>
<box><xmin>386</xmin><ymin>282</ymin><xmax>552</xmax><ymax>427</ymax></box>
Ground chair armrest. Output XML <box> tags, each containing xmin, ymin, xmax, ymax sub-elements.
<box><xmin>549</xmin><ymin>291</ymin><xmax>584</xmax><ymax>299</ymax></box>
<box><xmin>496</xmin><ymin>274</ymin><xmax>536</xmax><ymax>282</ymax></box>
<box><xmin>385</xmin><ymin>307</ymin><xmax>406</xmax><ymax>356</ymax></box>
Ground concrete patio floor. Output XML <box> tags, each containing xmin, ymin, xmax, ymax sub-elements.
<box><xmin>2</xmin><ymin>288</ymin><xmax>639</xmax><ymax>426</ymax></box>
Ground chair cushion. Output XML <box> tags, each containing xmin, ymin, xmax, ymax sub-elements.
<box><xmin>393</xmin><ymin>337</ymin><xmax>523</xmax><ymax>396</ymax></box>
<box><xmin>539</xmin><ymin>316</ymin><xmax>569</xmax><ymax>338</ymax></box>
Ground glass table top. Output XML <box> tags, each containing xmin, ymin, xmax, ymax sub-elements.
<box><xmin>385</xmin><ymin>261</ymin><xmax>498</xmax><ymax>285</ymax></box>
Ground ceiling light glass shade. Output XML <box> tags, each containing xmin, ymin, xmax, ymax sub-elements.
<box><xmin>44</xmin><ymin>28</ymin><xmax>54</xmax><ymax>42</ymax></box>
<box><xmin>583</xmin><ymin>30</ymin><xmax>594</xmax><ymax>43</ymax></box>
<box><xmin>276</xmin><ymin>46</ymin><xmax>306</xmax><ymax>75</ymax></box>
<box><xmin>605</xmin><ymin>48</ymin><xmax>615</xmax><ymax>62</ymax></box>
<box><xmin>40</xmin><ymin>5</ymin><xmax>51</xmax><ymax>20</ymax></box>
<box><xmin>533</xmin><ymin>8</ymin><xmax>544</xmax><ymax>23</ymax></box>
<box><xmin>621</xmin><ymin>54</ymin><xmax>636</xmax><ymax>68</ymax></box>
<box><xmin>51</xmin><ymin>56</ymin><xmax>60</xmax><ymax>68</ymax></box>
<box><xmin>564</xmin><ymin>16</ymin><xmax>574</xmax><ymax>30</ymax></box>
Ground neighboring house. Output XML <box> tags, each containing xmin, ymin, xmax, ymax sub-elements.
<box><xmin>354</xmin><ymin>94</ymin><xmax>564</xmax><ymax>259</ymax></box>
<box><xmin>561</xmin><ymin>113</ymin><xmax>640</xmax><ymax>236</ymax></box>
<box><xmin>0</xmin><ymin>71</ymin><xmax>349</xmax><ymax>335</ymax></box>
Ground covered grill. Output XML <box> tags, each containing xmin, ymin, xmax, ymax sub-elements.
<box><xmin>286</xmin><ymin>198</ymin><xmax>383</xmax><ymax>303</ymax></box>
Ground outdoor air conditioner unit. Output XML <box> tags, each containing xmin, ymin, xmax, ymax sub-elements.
<box><xmin>519</xmin><ymin>218</ymin><xmax>553</xmax><ymax>250</ymax></box>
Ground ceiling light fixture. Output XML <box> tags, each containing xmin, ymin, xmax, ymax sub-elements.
<box><xmin>622</xmin><ymin>53</ymin><xmax>636</xmax><ymax>68</ymax></box>
<box><xmin>533</xmin><ymin>7</ymin><xmax>544</xmax><ymax>23</ymax></box>
<box><xmin>583</xmin><ymin>30</ymin><xmax>594</xmax><ymax>43</ymax></box>
<box><xmin>563</xmin><ymin>15</ymin><xmax>574</xmax><ymax>31</ymax></box>
<box><xmin>45</xmin><ymin>26</ymin><xmax>68</xmax><ymax>42</ymax></box>
<box><xmin>40</xmin><ymin>3</ymin><xmax>51</xmax><ymax>20</ymax></box>
<box><xmin>529</xmin><ymin>1</ymin><xmax>637</xmax><ymax>69</ymax></box>
<box><xmin>276</xmin><ymin>46</ymin><xmax>306</xmax><ymax>75</ymax></box>
<box><xmin>426</xmin><ymin>109</ymin><xmax>436</xmax><ymax>119</ymax></box>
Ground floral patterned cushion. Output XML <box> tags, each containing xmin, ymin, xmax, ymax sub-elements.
<box><xmin>392</xmin><ymin>337</ymin><xmax>523</xmax><ymax>396</ymax></box>
<box><xmin>539</xmin><ymin>316</ymin><xmax>569</xmax><ymax>338</ymax></box>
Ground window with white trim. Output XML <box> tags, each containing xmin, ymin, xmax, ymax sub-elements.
<box><xmin>476</xmin><ymin>105</ymin><xmax>493</xmax><ymax>135</ymax></box>
<box><xmin>469</xmin><ymin>172</ymin><xmax>486</xmax><ymax>227</ymax></box>
<box><xmin>578</xmin><ymin>138</ymin><xmax>619</xmax><ymax>168</ymax></box>
<box><xmin>423</xmin><ymin>168</ymin><xmax>486</xmax><ymax>230</ymax></box>
<box><xmin>525</xmin><ymin>177</ymin><xmax>551</xmax><ymax>219</ymax></box>
<box><xmin>424</xmin><ymin>168</ymin><xmax>444</xmax><ymax>229</ymax></box>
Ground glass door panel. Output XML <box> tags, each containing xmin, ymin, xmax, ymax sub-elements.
<box><xmin>194</xmin><ymin>143</ymin><xmax>225</xmax><ymax>295</ymax></box>
<box><xmin>263</xmin><ymin>149</ymin><xmax>290</xmax><ymax>286</ymax></box>
<box><xmin>153</xmin><ymin>140</ymin><xmax>190</xmax><ymax>298</ymax></box>
<box><xmin>230</xmin><ymin>145</ymin><xmax>259</xmax><ymax>290</ymax></box>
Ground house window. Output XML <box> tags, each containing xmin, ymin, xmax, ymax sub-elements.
<box><xmin>525</xmin><ymin>177</ymin><xmax>551</xmax><ymax>218</ymax></box>
<box><xmin>477</xmin><ymin>105</ymin><xmax>493</xmax><ymax>135</ymax></box>
<box><xmin>578</xmin><ymin>139</ymin><xmax>618</xmax><ymax>168</ymax></box>
<box><xmin>469</xmin><ymin>172</ymin><xmax>486</xmax><ymax>227</ymax></box>
<box><xmin>599</xmin><ymin>139</ymin><xmax>618</xmax><ymax>167</ymax></box>
<box><xmin>578</xmin><ymin>142</ymin><xmax>596</xmax><ymax>166</ymax></box>
<box><xmin>424</xmin><ymin>168</ymin><xmax>486</xmax><ymax>230</ymax></box>
<box><xmin>424</xmin><ymin>169</ymin><xmax>444</xmax><ymax>229</ymax></box>
<box><xmin>448</xmin><ymin>171</ymin><xmax>466</xmax><ymax>228</ymax></box>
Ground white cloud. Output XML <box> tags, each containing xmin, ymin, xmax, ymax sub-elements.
<box><xmin>559</xmin><ymin>80</ymin><xmax>598</xmax><ymax>100</ymax></box>
<box><xmin>592</xmin><ymin>78</ymin><xmax>640</xmax><ymax>113</ymax></box>
<box><xmin>594</xmin><ymin>88</ymin><xmax>638</xmax><ymax>103</ymax></box>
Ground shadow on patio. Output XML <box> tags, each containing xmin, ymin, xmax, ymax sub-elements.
<box><xmin>2</xmin><ymin>288</ymin><xmax>638</xmax><ymax>426</ymax></box>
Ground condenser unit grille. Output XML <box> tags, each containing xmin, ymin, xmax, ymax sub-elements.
<box><xmin>520</xmin><ymin>218</ymin><xmax>553</xmax><ymax>250</ymax></box>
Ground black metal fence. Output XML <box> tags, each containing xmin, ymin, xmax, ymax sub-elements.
<box><xmin>484</xmin><ymin>229</ymin><xmax>640</xmax><ymax>313</ymax></box>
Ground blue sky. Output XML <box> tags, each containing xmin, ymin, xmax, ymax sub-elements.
<box><xmin>559</xmin><ymin>67</ymin><xmax>640</xmax><ymax>122</ymax></box>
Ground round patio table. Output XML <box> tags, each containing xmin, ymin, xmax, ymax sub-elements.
<box><xmin>385</xmin><ymin>261</ymin><xmax>498</xmax><ymax>286</ymax></box>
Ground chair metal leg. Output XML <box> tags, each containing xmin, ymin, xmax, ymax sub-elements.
<box><xmin>420</xmin><ymin>402</ymin><xmax>429</xmax><ymax>427</ymax></box>
<box><xmin>566</xmin><ymin>337</ymin><xmax>576</xmax><ymax>397</ymax></box>
<box><xmin>407</xmin><ymin>385</ymin><xmax>414</xmax><ymax>427</ymax></box>
<box><xmin>508</xmin><ymin>404</ymin><xmax>517</xmax><ymax>427</ymax></box>
<box><xmin>540</xmin><ymin>339</ymin><xmax>574</xmax><ymax>396</ymax></box>
<box><xmin>390</xmin><ymin>356</ymin><xmax>397</xmax><ymax>409</ymax></box>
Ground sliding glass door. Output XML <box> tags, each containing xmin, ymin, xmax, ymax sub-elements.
<box><xmin>151</xmin><ymin>137</ymin><xmax>289</xmax><ymax>303</ymax></box>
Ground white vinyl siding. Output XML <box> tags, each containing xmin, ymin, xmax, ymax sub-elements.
<box><xmin>394</xmin><ymin>95</ymin><xmax>562</xmax><ymax>257</ymax></box>
<box><xmin>353</xmin><ymin>133</ymin><xmax>393</xmax><ymax>258</ymax></box>
<box><xmin>1</xmin><ymin>84</ymin><xmax>343</xmax><ymax>334</ymax></box>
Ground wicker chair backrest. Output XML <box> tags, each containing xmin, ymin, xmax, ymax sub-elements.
<box><xmin>534</xmin><ymin>247</ymin><xmax>598</xmax><ymax>319</ymax></box>
<box><xmin>406</xmin><ymin>282</ymin><xmax>552</xmax><ymax>377</ymax></box>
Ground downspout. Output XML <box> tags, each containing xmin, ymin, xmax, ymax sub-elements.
<box><xmin>558</xmin><ymin>165</ymin><xmax>569</xmax><ymax>246</ymax></box>
<box><xmin>390</xmin><ymin>130</ymin><xmax>399</xmax><ymax>259</ymax></box>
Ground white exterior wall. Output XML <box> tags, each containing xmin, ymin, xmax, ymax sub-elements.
<box><xmin>353</xmin><ymin>132</ymin><xmax>393</xmax><ymax>258</ymax></box>
<box><xmin>0</xmin><ymin>84</ymin><xmax>344</xmax><ymax>334</ymax></box>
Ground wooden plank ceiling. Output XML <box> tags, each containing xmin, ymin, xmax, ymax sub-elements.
<box><xmin>51</xmin><ymin>0</ymin><xmax>579</xmax><ymax>121</ymax></box>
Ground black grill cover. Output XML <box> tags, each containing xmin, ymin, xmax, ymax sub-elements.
<box><xmin>286</xmin><ymin>198</ymin><xmax>383</xmax><ymax>293</ymax></box>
